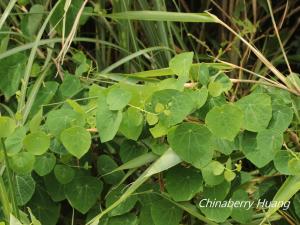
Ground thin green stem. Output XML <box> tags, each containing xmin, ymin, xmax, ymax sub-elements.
<box><xmin>1</xmin><ymin>138</ymin><xmax>19</xmax><ymax>219</ymax></box>
<box><xmin>17</xmin><ymin>0</ymin><xmax>61</xmax><ymax>123</ymax></box>
<box><xmin>0</xmin><ymin>37</ymin><xmax>129</xmax><ymax>61</ymax></box>
<box><xmin>0</xmin><ymin>175</ymin><xmax>11</xmax><ymax>222</ymax></box>
<box><xmin>0</xmin><ymin>0</ymin><xmax>17</xmax><ymax>30</ymax></box>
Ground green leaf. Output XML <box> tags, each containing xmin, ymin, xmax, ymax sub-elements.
<box><xmin>149</xmin><ymin>122</ymin><xmax>168</xmax><ymax>138</ymax></box>
<box><xmin>293</xmin><ymin>193</ymin><xmax>300</xmax><ymax>218</ymax></box>
<box><xmin>50</xmin><ymin>0</ymin><xmax>87</xmax><ymax>35</ymax></box>
<box><xmin>100</xmin><ymin>213</ymin><xmax>138</xmax><ymax>225</ymax></box>
<box><xmin>208</xmin><ymin>73</ymin><xmax>232</xmax><ymax>97</ymax></box>
<box><xmin>206</xmin><ymin>104</ymin><xmax>243</xmax><ymax>141</ymax></box>
<box><xmin>20</xmin><ymin>4</ymin><xmax>44</xmax><ymax>37</ymax></box>
<box><xmin>119</xmin><ymin>140</ymin><xmax>147</xmax><ymax>163</ymax></box>
<box><xmin>9</xmin><ymin>152</ymin><xmax>35</xmax><ymax>174</ymax></box>
<box><xmin>236</xmin><ymin>93</ymin><xmax>272</xmax><ymax>132</ymax></box>
<box><xmin>29</xmin><ymin>109</ymin><xmax>43</xmax><ymax>133</ymax></box>
<box><xmin>97</xmin><ymin>155</ymin><xmax>124</xmax><ymax>185</ymax></box>
<box><xmin>168</xmin><ymin>123</ymin><xmax>213</xmax><ymax>168</ymax></box>
<box><xmin>54</xmin><ymin>164</ymin><xmax>75</xmax><ymax>184</ymax></box>
<box><xmin>96</xmin><ymin>92</ymin><xmax>123</xmax><ymax>142</ymax></box>
<box><xmin>203</xmin><ymin>180</ymin><xmax>230</xmax><ymax>200</ymax></box>
<box><xmin>230</xmin><ymin>189</ymin><xmax>253</xmax><ymax>224</ymax></box>
<box><xmin>139</xmin><ymin>205</ymin><xmax>155</xmax><ymax>225</ymax></box>
<box><xmin>197</xmin><ymin>63</ymin><xmax>210</xmax><ymax>85</ymax></box>
<box><xmin>146</xmin><ymin>113</ymin><xmax>159</xmax><ymax>125</ymax></box>
<box><xmin>169</xmin><ymin>52</ymin><xmax>194</xmax><ymax>78</ymax></box>
<box><xmin>268</xmin><ymin>105</ymin><xmax>293</xmax><ymax>132</ymax></box>
<box><xmin>274</xmin><ymin>150</ymin><xmax>293</xmax><ymax>175</ymax></box>
<box><xmin>288</xmin><ymin>158</ymin><xmax>300</xmax><ymax>175</ymax></box>
<box><xmin>151</xmin><ymin>198</ymin><xmax>183</xmax><ymax>225</ymax></box>
<box><xmin>49</xmin><ymin>139</ymin><xmax>68</xmax><ymax>155</ymax></box>
<box><xmin>224</xmin><ymin>170</ymin><xmax>236</xmax><ymax>182</ymax></box>
<box><xmin>18</xmin><ymin>0</ymin><xmax>30</xmax><ymax>5</ymax></box>
<box><xmin>65</xmin><ymin>175</ymin><xmax>103</xmax><ymax>214</ymax></box>
<box><xmin>207</xmin><ymin>82</ymin><xmax>222</xmax><ymax>97</ymax></box>
<box><xmin>266</xmin><ymin>86</ymin><xmax>292</xmax><ymax>105</ymax></box>
<box><xmin>58</xmin><ymin>73</ymin><xmax>82</xmax><ymax>99</ymax></box>
<box><xmin>200</xmin><ymin>203</ymin><xmax>232</xmax><ymax>223</ymax></box>
<box><xmin>60</xmin><ymin>126</ymin><xmax>91</xmax><ymax>159</ymax></box>
<box><xmin>0</xmin><ymin>53</ymin><xmax>26</xmax><ymax>99</ymax></box>
<box><xmin>34</xmin><ymin>153</ymin><xmax>56</xmax><ymax>176</ymax></box>
<box><xmin>28</xmin><ymin>186</ymin><xmax>60</xmax><ymax>225</ymax></box>
<box><xmin>201</xmin><ymin>161</ymin><xmax>225</xmax><ymax>186</ymax></box>
<box><xmin>185</xmin><ymin>86</ymin><xmax>208</xmax><ymax>109</ymax></box>
<box><xmin>243</xmin><ymin>129</ymin><xmax>283</xmax><ymax>168</ymax></box>
<box><xmin>107</xmin><ymin>87</ymin><xmax>132</xmax><ymax>110</ymax></box>
<box><xmin>15</xmin><ymin>174</ymin><xmax>35</xmax><ymax>206</ymax></box>
<box><xmin>119</xmin><ymin>107</ymin><xmax>143</xmax><ymax>140</ymax></box>
<box><xmin>213</xmin><ymin>137</ymin><xmax>236</xmax><ymax>155</ymax></box>
<box><xmin>29</xmin><ymin>81</ymin><xmax>59</xmax><ymax>117</ymax></box>
<box><xmin>43</xmin><ymin>173</ymin><xmax>66</xmax><ymax>202</ymax></box>
<box><xmin>106</xmin><ymin>184</ymin><xmax>138</xmax><ymax>216</ymax></box>
<box><xmin>147</xmin><ymin>139</ymin><xmax>168</xmax><ymax>156</ymax></box>
<box><xmin>146</xmin><ymin>89</ymin><xmax>194</xmax><ymax>127</ymax></box>
<box><xmin>23</xmin><ymin>131</ymin><xmax>50</xmax><ymax>155</ymax></box>
<box><xmin>212</xmin><ymin>161</ymin><xmax>224</xmax><ymax>175</ymax></box>
<box><xmin>165</xmin><ymin>165</ymin><xmax>203</xmax><ymax>201</ymax></box>
<box><xmin>45</xmin><ymin>108</ymin><xmax>85</xmax><ymax>137</ymax></box>
<box><xmin>0</xmin><ymin>116</ymin><xmax>16</xmax><ymax>138</ymax></box>
<box><xmin>5</xmin><ymin>126</ymin><xmax>26</xmax><ymax>156</ymax></box>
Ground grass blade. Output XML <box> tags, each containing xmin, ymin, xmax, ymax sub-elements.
<box><xmin>0</xmin><ymin>0</ymin><xmax>17</xmax><ymax>30</ymax></box>
<box><xmin>262</xmin><ymin>175</ymin><xmax>300</xmax><ymax>223</ymax></box>
<box><xmin>105</xmin><ymin>11</ymin><xmax>216</xmax><ymax>23</ymax></box>
<box><xmin>18</xmin><ymin>0</ymin><xmax>61</xmax><ymax>125</ymax></box>
<box><xmin>0</xmin><ymin>37</ymin><xmax>129</xmax><ymax>60</ymax></box>
<box><xmin>100</xmin><ymin>46</ymin><xmax>173</xmax><ymax>74</ymax></box>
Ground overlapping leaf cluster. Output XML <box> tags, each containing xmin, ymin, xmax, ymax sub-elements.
<box><xmin>1</xmin><ymin>49</ymin><xmax>299</xmax><ymax>225</ymax></box>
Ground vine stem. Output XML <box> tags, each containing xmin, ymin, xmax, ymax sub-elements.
<box><xmin>1</xmin><ymin>138</ymin><xmax>19</xmax><ymax>219</ymax></box>
<box><xmin>0</xmin><ymin>176</ymin><xmax>11</xmax><ymax>222</ymax></box>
